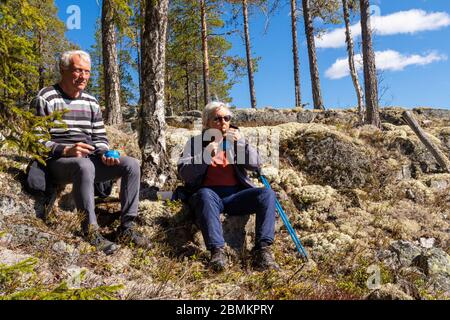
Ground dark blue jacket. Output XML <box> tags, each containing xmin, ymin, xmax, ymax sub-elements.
<box><xmin>177</xmin><ymin>131</ymin><xmax>261</xmax><ymax>193</ymax></box>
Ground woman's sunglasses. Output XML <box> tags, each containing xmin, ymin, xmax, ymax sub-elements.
<box><xmin>213</xmin><ymin>115</ymin><xmax>232</xmax><ymax>122</ymax></box>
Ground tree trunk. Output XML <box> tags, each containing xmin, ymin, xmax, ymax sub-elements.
<box><xmin>185</xmin><ymin>61</ymin><xmax>191</xmax><ymax>111</ymax></box>
<box><xmin>102</xmin><ymin>0</ymin><xmax>123</xmax><ymax>125</ymax></box>
<box><xmin>165</xmin><ymin>70</ymin><xmax>173</xmax><ymax>116</ymax></box>
<box><xmin>242</xmin><ymin>0</ymin><xmax>257</xmax><ymax>109</ymax></box>
<box><xmin>302</xmin><ymin>0</ymin><xmax>324</xmax><ymax>110</ymax></box>
<box><xmin>136</xmin><ymin>0</ymin><xmax>143</xmax><ymax>103</ymax></box>
<box><xmin>200</xmin><ymin>0</ymin><xmax>211</xmax><ymax>106</ymax></box>
<box><xmin>360</xmin><ymin>0</ymin><xmax>380</xmax><ymax>128</ymax></box>
<box><xmin>38</xmin><ymin>31</ymin><xmax>45</xmax><ymax>90</ymax></box>
<box><xmin>139</xmin><ymin>0</ymin><xmax>173</xmax><ymax>190</ymax></box>
<box><xmin>343</xmin><ymin>0</ymin><xmax>364</xmax><ymax>122</ymax></box>
<box><xmin>403</xmin><ymin>111</ymin><xmax>450</xmax><ymax>172</ymax></box>
<box><xmin>290</xmin><ymin>0</ymin><xmax>301</xmax><ymax>108</ymax></box>
<box><xmin>195</xmin><ymin>80</ymin><xmax>199</xmax><ymax>110</ymax></box>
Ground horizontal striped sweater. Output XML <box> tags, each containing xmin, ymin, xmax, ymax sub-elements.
<box><xmin>32</xmin><ymin>84</ymin><xmax>109</xmax><ymax>158</ymax></box>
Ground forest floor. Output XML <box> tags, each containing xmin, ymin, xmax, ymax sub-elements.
<box><xmin>0</xmin><ymin>108</ymin><xmax>449</xmax><ymax>300</ymax></box>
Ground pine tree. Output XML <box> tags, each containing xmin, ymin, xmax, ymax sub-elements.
<box><xmin>290</xmin><ymin>0</ymin><xmax>302</xmax><ymax>108</ymax></box>
<box><xmin>88</xmin><ymin>13</ymin><xmax>138</xmax><ymax>112</ymax></box>
<box><xmin>102</xmin><ymin>0</ymin><xmax>123</xmax><ymax>125</ymax></box>
<box><xmin>302</xmin><ymin>0</ymin><xmax>324</xmax><ymax>110</ymax></box>
<box><xmin>87</xmin><ymin>20</ymin><xmax>105</xmax><ymax>106</ymax></box>
<box><xmin>166</xmin><ymin>0</ymin><xmax>245</xmax><ymax>113</ymax></box>
<box><xmin>360</xmin><ymin>0</ymin><xmax>380</xmax><ymax>128</ymax></box>
<box><xmin>200</xmin><ymin>0</ymin><xmax>211</xmax><ymax>105</ymax></box>
<box><xmin>0</xmin><ymin>0</ymin><xmax>71</xmax><ymax>163</ymax></box>
<box><xmin>241</xmin><ymin>0</ymin><xmax>257</xmax><ymax>109</ymax></box>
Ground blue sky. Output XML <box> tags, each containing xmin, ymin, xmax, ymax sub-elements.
<box><xmin>55</xmin><ymin>0</ymin><xmax>450</xmax><ymax>109</ymax></box>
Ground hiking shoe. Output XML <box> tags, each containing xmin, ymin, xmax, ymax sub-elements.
<box><xmin>35</xmin><ymin>189</ymin><xmax>57</xmax><ymax>222</ymax></box>
<box><xmin>85</xmin><ymin>232</ymin><xmax>118</xmax><ymax>255</ymax></box>
<box><xmin>253</xmin><ymin>246</ymin><xmax>281</xmax><ymax>271</ymax></box>
<box><xmin>116</xmin><ymin>226</ymin><xmax>153</xmax><ymax>250</ymax></box>
<box><xmin>209</xmin><ymin>247</ymin><xmax>227</xmax><ymax>272</ymax></box>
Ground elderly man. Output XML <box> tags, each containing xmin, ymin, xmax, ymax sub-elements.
<box><xmin>178</xmin><ymin>101</ymin><xmax>280</xmax><ymax>271</ymax></box>
<box><xmin>32</xmin><ymin>50</ymin><xmax>149</xmax><ymax>255</ymax></box>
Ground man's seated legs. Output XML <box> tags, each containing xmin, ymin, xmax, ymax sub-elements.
<box><xmin>47</xmin><ymin>155</ymin><xmax>150</xmax><ymax>253</ymax></box>
<box><xmin>91</xmin><ymin>155</ymin><xmax>152</xmax><ymax>249</ymax></box>
<box><xmin>47</xmin><ymin>156</ymin><xmax>118</xmax><ymax>254</ymax></box>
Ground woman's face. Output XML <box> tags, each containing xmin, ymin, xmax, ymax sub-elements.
<box><xmin>207</xmin><ymin>107</ymin><xmax>232</xmax><ymax>134</ymax></box>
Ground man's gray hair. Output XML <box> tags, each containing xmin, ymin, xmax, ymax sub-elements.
<box><xmin>59</xmin><ymin>50</ymin><xmax>91</xmax><ymax>71</ymax></box>
<box><xmin>202</xmin><ymin>101</ymin><xmax>233</xmax><ymax>128</ymax></box>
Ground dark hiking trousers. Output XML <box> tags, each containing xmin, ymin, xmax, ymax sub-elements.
<box><xmin>189</xmin><ymin>186</ymin><xmax>276</xmax><ymax>250</ymax></box>
<box><xmin>47</xmin><ymin>155</ymin><xmax>140</xmax><ymax>233</ymax></box>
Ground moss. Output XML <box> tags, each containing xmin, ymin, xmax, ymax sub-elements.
<box><xmin>0</xmin><ymin>258</ymin><xmax>122</xmax><ymax>300</ymax></box>
<box><xmin>336</xmin><ymin>258</ymin><xmax>394</xmax><ymax>297</ymax></box>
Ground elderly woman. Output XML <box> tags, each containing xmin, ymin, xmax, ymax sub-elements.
<box><xmin>177</xmin><ymin>102</ymin><xmax>279</xmax><ymax>271</ymax></box>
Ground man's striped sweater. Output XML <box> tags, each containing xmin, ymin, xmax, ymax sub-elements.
<box><xmin>32</xmin><ymin>84</ymin><xmax>109</xmax><ymax>158</ymax></box>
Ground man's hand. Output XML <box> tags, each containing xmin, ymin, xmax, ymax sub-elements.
<box><xmin>63</xmin><ymin>142</ymin><xmax>95</xmax><ymax>157</ymax></box>
<box><xmin>101</xmin><ymin>154</ymin><xmax>120</xmax><ymax>166</ymax></box>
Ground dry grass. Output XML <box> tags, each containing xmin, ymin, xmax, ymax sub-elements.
<box><xmin>1</xmin><ymin>116</ymin><xmax>449</xmax><ymax>300</ymax></box>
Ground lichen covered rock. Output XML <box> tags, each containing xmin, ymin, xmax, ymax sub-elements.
<box><xmin>284</xmin><ymin>125</ymin><xmax>377</xmax><ymax>189</ymax></box>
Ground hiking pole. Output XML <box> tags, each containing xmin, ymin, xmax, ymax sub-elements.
<box><xmin>259</xmin><ymin>174</ymin><xmax>308</xmax><ymax>261</ymax></box>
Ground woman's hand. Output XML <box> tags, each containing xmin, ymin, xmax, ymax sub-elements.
<box><xmin>205</xmin><ymin>141</ymin><xmax>219</xmax><ymax>158</ymax></box>
<box><xmin>225</xmin><ymin>128</ymin><xmax>241</xmax><ymax>141</ymax></box>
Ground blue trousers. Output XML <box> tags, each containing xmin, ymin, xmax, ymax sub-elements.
<box><xmin>189</xmin><ymin>186</ymin><xmax>276</xmax><ymax>250</ymax></box>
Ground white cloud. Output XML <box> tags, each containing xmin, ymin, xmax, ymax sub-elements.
<box><xmin>316</xmin><ymin>9</ymin><xmax>450</xmax><ymax>49</ymax></box>
<box><xmin>325</xmin><ymin>50</ymin><xmax>447</xmax><ymax>79</ymax></box>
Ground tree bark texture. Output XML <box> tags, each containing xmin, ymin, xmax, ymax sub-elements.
<box><xmin>200</xmin><ymin>0</ymin><xmax>211</xmax><ymax>106</ymax></box>
<box><xmin>403</xmin><ymin>111</ymin><xmax>450</xmax><ymax>172</ymax></box>
<box><xmin>185</xmin><ymin>61</ymin><xmax>191</xmax><ymax>111</ymax></box>
<box><xmin>242</xmin><ymin>0</ymin><xmax>257</xmax><ymax>109</ymax></box>
<box><xmin>290</xmin><ymin>0</ymin><xmax>301</xmax><ymax>108</ymax></box>
<box><xmin>139</xmin><ymin>0</ymin><xmax>172</xmax><ymax>189</ymax></box>
<box><xmin>102</xmin><ymin>0</ymin><xmax>123</xmax><ymax>125</ymax></box>
<box><xmin>360</xmin><ymin>0</ymin><xmax>380</xmax><ymax>128</ymax></box>
<box><xmin>302</xmin><ymin>0</ymin><xmax>324</xmax><ymax>110</ymax></box>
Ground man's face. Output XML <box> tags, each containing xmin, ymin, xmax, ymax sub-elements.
<box><xmin>60</xmin><ymin>54</ymin><xmax>91</xmax><ymax>92</ymax></box>
<box><xmin>207</xmin><ymin>107</ymin><xmax>232</xmax><ymax>134</ymax></box>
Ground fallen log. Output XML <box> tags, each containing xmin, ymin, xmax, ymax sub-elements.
<box><xmin>402</xmin><ymin>110</ymin><xmax>450</xmax><ymax>173</ymax></box>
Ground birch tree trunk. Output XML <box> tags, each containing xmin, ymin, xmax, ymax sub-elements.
<box><xmin>302</xmin><ymin>0</ymin><xmax>324</xmax><ymax>110</ymax></box>
<box><xmin>290</xmin><ymin>0</ymin><xmax>302</xmax><ymax>108</ymax></box>
<box><xmin>242</xmin><ymin>0</ymin><xmax>257</xmax><ymax>109</ymax></box>
<box><xmin>102</xmin><ymin>0</ymin><xmax>123</xmax><ymax>125</ymax></box>
<box><xmin>343</xmin><ymin>0</ymin><xmax>364</xmax><ymax>122</ymax></box>
<box><xmin>200</xmin><ymin>0</ymin><xmax>211</xmax><ymax>106</ymax></box>
<box><xmin>360</xmin><ymin>0</ymin><xmax>380</xmax><ymax>128</ymax></box>
<box><xmin>139</xmin><ymin>0</ymin><xmax>172</xmax><ymax>190</ymax></box>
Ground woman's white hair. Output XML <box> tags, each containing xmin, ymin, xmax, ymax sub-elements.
<box><xmin>202</xmin><ymin>101</ymin><xmax>233</xmax><ymax>128</ymax></box>
<box><xmin>59</xmin><ymin>50</ymin><xmax>91</xmax><ymax>71</ymax></box>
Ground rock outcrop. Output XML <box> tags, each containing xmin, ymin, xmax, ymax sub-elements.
<box><xmin>1</xmin><ymin>107</ymin><xmax>449</xmax><ymax>300</ymax></box>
